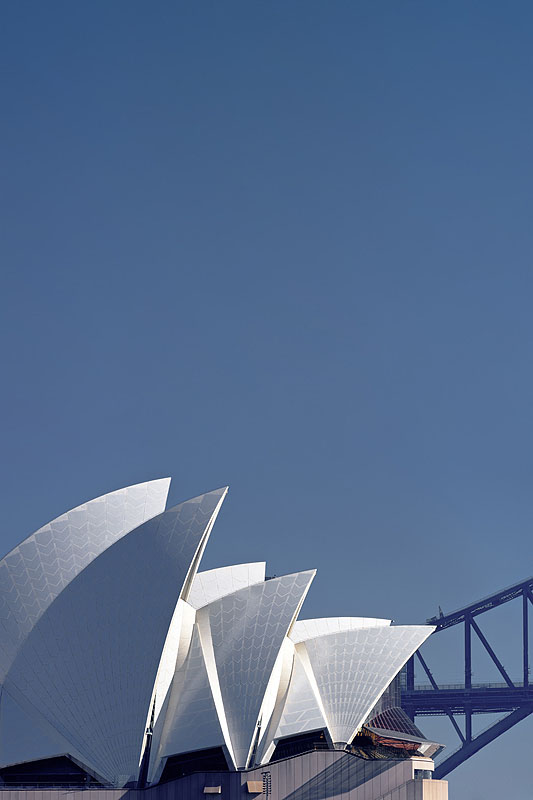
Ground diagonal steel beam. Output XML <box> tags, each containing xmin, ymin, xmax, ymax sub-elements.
<box><xmin>434</xmin><ymin>706</ymin><xmax>533</xmax><ymax>778</ymax></box>
<box><xmin>415</xmin><ymin>652</ymin><xmax>465</xmax><ymax>743</ymax></box>
<box><xmin>470</xmin><ymin>617</ymin><xmax>515</xmax><ymax>688</ymax></box>
<box><xmin>524</xmin><ymin>592</ymin><xmax>529</xmax><ymax>688</ymax></box>
<box><xmin>416</xmin><ymin>651</ymin><xmax>439</xmax><ymax>689</ymax></box>
<box><xmin>442</xmin><ymin>708</ymin><xmax>466</xmax><ymax>745</ymax></box>
<box><xmin>428</xmin><ymin>578</ymin><xmax>533</xmax><ymax>630</ymax></box>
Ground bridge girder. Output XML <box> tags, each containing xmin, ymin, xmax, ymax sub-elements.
<box><xmin>401</xmin><ymin>576</ymin><xmax>533</xmax><ymax>777</ymax></box>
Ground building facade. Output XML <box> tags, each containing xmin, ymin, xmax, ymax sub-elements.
<box><xmin>0</xmin><ymin>480</ymin><xmax>447</xmax><ymax>799</ymax></box>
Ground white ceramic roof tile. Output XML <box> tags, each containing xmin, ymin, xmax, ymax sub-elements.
<box><xmin>3</xmin><ymin>488</ymin><xmax>227</xmax><ymax>787</ymax></box>
<box><xmin>188</xmin><ymin>563</ymin><xmax>266</xmax><ymax>609</ymax></box>
<box><xmin>302</xmin><ymin>625</ymin><xmax>434</xmax><ymax>745</ymax></box>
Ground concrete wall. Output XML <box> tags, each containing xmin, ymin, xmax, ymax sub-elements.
<box><xmin>378</xmin><ymin>779</ymin><xmax>448</xmax><ymax>800</ymax></box>
<box><xmin>0</xmin><ymin>751</ymin><xmax>448</xmax><ymax>800</ymax></box>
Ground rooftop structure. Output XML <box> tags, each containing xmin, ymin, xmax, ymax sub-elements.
<box><xmin>0</xmin><ymin>479</ymin><xmax>442</xmax><ymax>798</ymax></box>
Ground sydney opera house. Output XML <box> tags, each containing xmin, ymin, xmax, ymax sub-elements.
<box><xmin>0</xmin><ymin>480</ymin><xmax>449</xmax><ymax>800</ymax></box>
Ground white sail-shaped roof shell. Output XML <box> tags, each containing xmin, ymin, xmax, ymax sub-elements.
<box><xmin>261</xmin><ymin>617</ymin><xmax>395</xmax><ymax>760</ymax></box>
<box><xmin>188</xmin><ymin>563</ymin><xmax>266</xmax><ymax>609</ymax></box>
<box><xmin>0</xmin><ymin>478</ymin><xmax>170</xmax><ymax>683</ymax></box>
<box><xmin>2</xmin><ymin>488</ymin><xmax>227</xmax><ymax>786</ymax></box>
<box><xmin>300</xmin><ymin>624</ymin><xmax>434</xmax><ymax>745</ymax></box>
<box><xmin>196</xmin><ymin>571</ymin><xmax>315</xmax><ymax>769</ymax></box>
<box><xmin>148</xmin><ymin>608</ymin><xmax>226</xmax><ymax>784</ymax></box>
<box><xmin>261</xmin><ymin>644</ymin><xmax>327</xmax><ymax>753</ymax></box>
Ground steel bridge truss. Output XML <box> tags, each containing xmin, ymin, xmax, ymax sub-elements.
<box><xmin>401</xmin><ymin>576</ymin><xmax>533</xmax><ymax>778</ymax></box>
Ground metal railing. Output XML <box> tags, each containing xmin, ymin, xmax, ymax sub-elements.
<box><xmin>414</xmin><ymin>680</ymin><xmax>525</xmax><ymax>691</ymax></box>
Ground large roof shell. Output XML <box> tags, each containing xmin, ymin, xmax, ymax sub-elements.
<box><xmin>0</xmin><ymin>479</ymin><xmax>170</xmax><ymax>683</ymax></box>
<box><xmin>2</xmin><ymin>488</ymin><xmax>227</xmax><ymax>786</ymax></box>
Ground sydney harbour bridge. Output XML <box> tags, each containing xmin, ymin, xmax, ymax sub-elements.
<box><xmin>401</xmin><ymin>576</ymin><xmax>533</xmax><ymax>778</ymax></box>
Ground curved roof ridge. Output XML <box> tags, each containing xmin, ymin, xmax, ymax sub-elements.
<box><xmin>188</xmin><ymin>561</ymin><xmax>266</xmax><ymax>609</ymax></box>
<box><xmin>290</xmin><ymin>616</ymin><xmax>391</xmax><ymax>643</ymax></box>
<box><xmin>0</xmin><ymin>478</ymin><xmax>171</xmax><ymax>563</ymax></box>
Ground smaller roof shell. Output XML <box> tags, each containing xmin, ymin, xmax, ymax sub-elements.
<box><xmin>196</xmin><ymin>570</ymin><xmax>316</xmax><ymax>769</ymax></box>
<box><xmin>301</xmin><ymin>624</ymin><xmax>435</xmax><ymax>745</ymax></box>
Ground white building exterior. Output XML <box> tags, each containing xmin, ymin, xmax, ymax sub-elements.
<box><xmin>0</xmin><ymin>480</ymin><xmax>435</xmax><ymax>788</ymax></box>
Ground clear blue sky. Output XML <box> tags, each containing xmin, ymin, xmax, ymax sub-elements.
<box><xmin>1</xmin><ymin>3</ymin><xmax>533</xmax><ymax>798</ymax></box>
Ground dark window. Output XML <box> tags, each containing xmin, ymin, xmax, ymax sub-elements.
<box><xmin>159</xmin><ymin>747</ymin><xmax>229</xmax><ymax>783</ymax></box>
<box><xmin>414</xmin><ymin>769</ymin><xmax>432</xmax><ymax>780</ymax></box>
<box><xmin>0</xmin><ymin>756</ymin><xmax>103</xmax><ymax>788</ymax></box>
<box><xmin>270</xmin><ymin>730</ymin><xmax>329</xmax><ymax>762</ymax></box>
